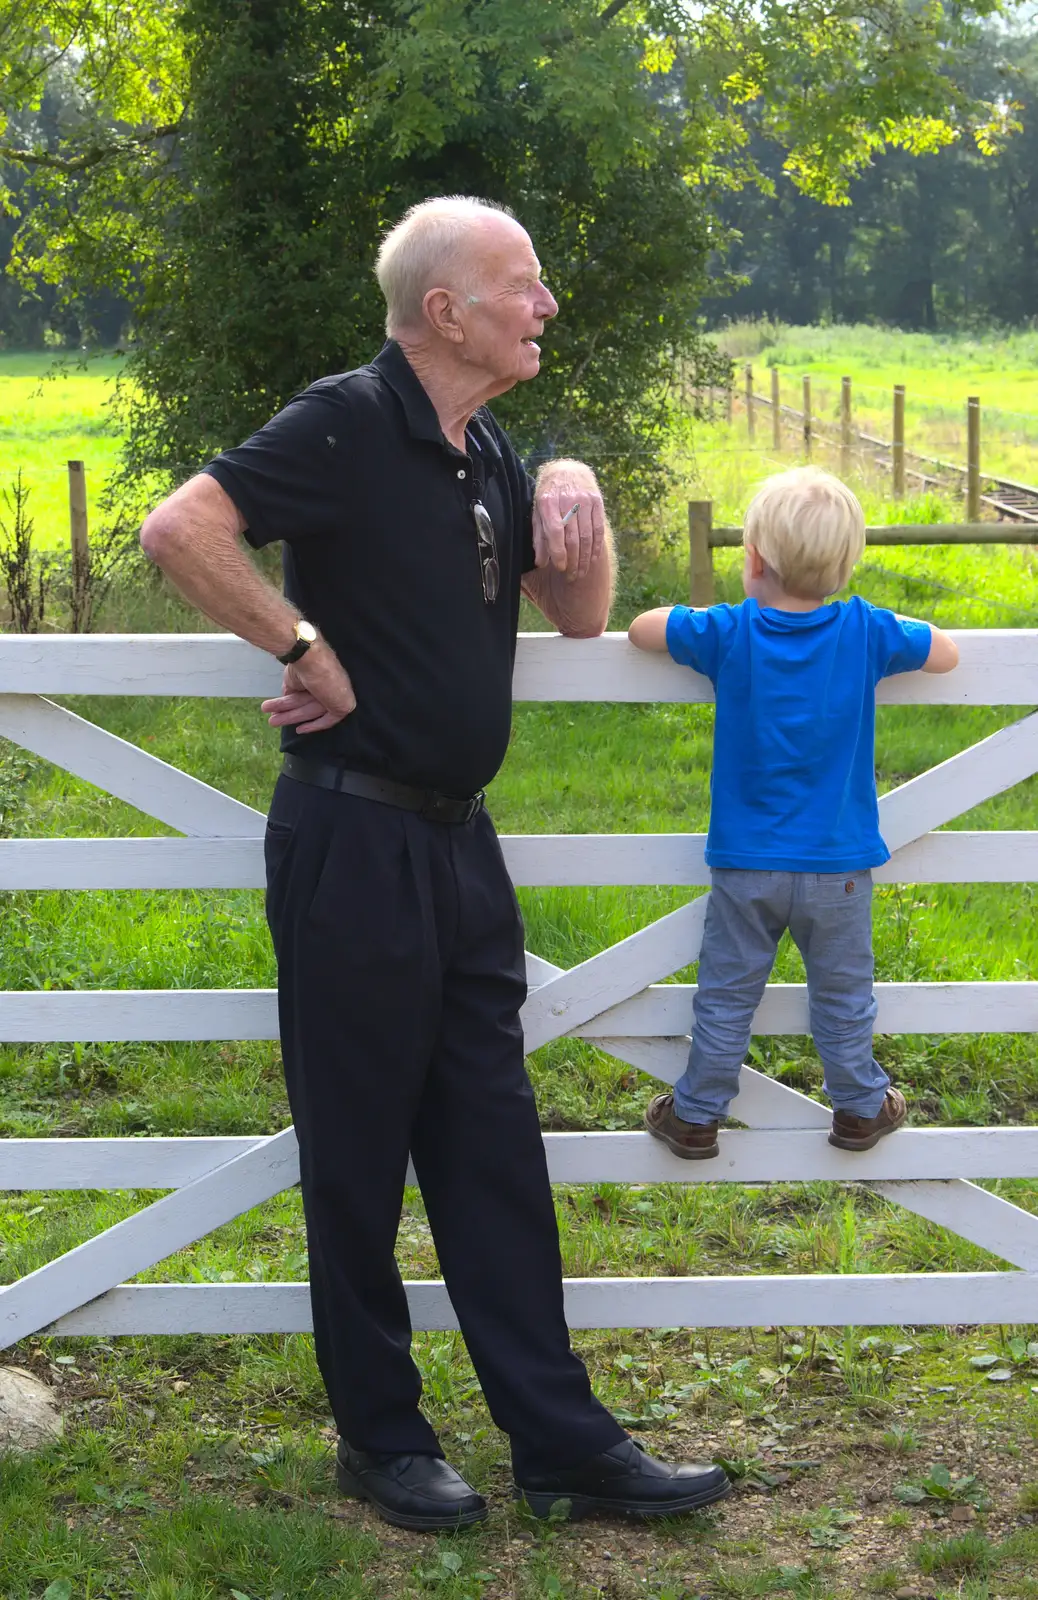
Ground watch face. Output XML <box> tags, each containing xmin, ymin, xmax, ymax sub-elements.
<box><xmin>298</xmin><ymin>621</ymin><xmax>318</xmax><ymax>644</ymax></box>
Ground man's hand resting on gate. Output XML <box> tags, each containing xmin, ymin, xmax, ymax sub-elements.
<box><xmin>261</xmin><ymin>640</ymin><xmax>357</xmax><ymax>734</ymax></box>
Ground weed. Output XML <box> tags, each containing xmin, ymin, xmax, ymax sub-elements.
<box><xmin>916</xmin><ymin>1529</ymin><xmax>995</xmax><ymax>1576</ymax></box>
<box><xmin>0</xmin><ymin>471</ymin><xmax>52</xmax><ymax>631</ymax></box>
<box><xmin>799</xmin><ymin>1505</ymin><xmax>859</xmax><ymax>1549</ymax></box>
<box><xmin>881</xmin><ymin>1424</ymin><xmax>920</xmax><ymax>1456</ymax></box>
<box><xmin>894</xmin><ymin>1463</ymin><xmax>990</xmax><ymax>1512</ymax></box>
<box><xmin>867</xmin><ymin>1571</ymin><xmax>906</xmax><ymax>1593</ymax></box>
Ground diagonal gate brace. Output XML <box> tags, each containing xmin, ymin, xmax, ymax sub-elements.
<box><xmin>0</xmin><ymin>1127</ymin><xmax>300</xmax><ymax>1348</ymax></box>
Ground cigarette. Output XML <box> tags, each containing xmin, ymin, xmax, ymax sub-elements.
<box><xmin>561</xmin><ymin>502</ymin><xmax>581</xmax><ymax>525</ymax></box>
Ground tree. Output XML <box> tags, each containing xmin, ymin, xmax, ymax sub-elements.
<box><xmin>0</xmin><ymin>0</ymin><xmax>1016</xmax><ymax>517</ymax></box>
<box><xmin>702</xmin><ymin>25</ymin><xmax>1038</xmax><ymax>331</ymax></box>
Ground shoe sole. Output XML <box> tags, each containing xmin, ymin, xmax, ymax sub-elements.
<box><xmin>644</xmin><ymin>1117</ymin><xmax>719</xmax><ymax>1160</ymax></box>
<box><xmin>828</xmin><ymin>1107</ymin><xmax>908</xmax><ymax>1152</ymax></box>
<box><xmin>336</xmin><ymin>1462</ymin><xmax>488</xmax><ymax>1530</ymax></box>
<box><xmin>517</xmin><ymin>1476</ymin><xmax>732</xmax><ymax>1521</ymax></box>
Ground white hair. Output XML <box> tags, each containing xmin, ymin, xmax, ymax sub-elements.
<box><xmin>743</xmin><ymin>466</ymin><xmax>866</xmax><ymax>599</ymax></box>
<box><xmin>375</xmin><ymin>196</ymin><xmax>516</xmax><ymax>336</ymax></box>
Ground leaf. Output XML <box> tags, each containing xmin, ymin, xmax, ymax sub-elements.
<box><xmin>987</xmin><ymin>1367</ymin><xmax>1014</xmax><ymax>1382</ymax></box>
<box><xmin>970</xmin><ymin>1353</ymin><xmax>1000</xmax><ymax>1368</ymax></box>
<box><xmin>809</xmin><ymin>1526</ymin><xmax>853</xmax><ymax>1548</ymax></box>
<box><xmin>230</xmin><ymin>1591</ymin><xmax>253</xmax><ymax>1600</ymax></box>
<box><xmin>894</xmin><ymin>1484</ymin><xmax>927</xmax><ymax>1503</ymax></box>
<box><xmin>43</xmin><ymin>1584</ymin><xmax>73</xmax><ymax>1600</ymax></box>
<box><xmin>437</xmin><ymin>1552</ymin><xmax>463</xmax><ymax>1576</ymax></box>
<box><xmin>927</xmin><ymin>1465</ymin><xmax>952</xmax><ymax>1488</ymax></box>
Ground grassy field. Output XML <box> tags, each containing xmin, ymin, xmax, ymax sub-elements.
<box><xmin>712</xmin><ymin>322</ymin><xmax>1038</xmax><ymax>488</ymax></box>
<box><xmin>1</xmin><ymin>344</ymin><xmax>1038</xmax><ymax>1595</ymax></box>
<box><xmin>0</xmin><ymin>351</ymin><xmax>125</xmax><ymax>555</ymax></box>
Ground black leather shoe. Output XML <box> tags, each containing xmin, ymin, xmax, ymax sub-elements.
<box><xmin>516</xmin><ymin>1437</ymin><xmax>731</xmax><ymax>1520</ymax></box>
<box><xmin>336</xmin><ymin>1440</ymin><xmax>488</xmax><ymax>1530</ymax></box>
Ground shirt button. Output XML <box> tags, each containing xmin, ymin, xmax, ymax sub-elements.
<box><xmin>456</xmin><ymin>468</ymin><xmax>466</xmax><ymax>479</ymax></box>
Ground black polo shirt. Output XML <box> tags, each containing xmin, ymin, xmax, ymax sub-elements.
<box><xmin>204</xmin><ymin>341</ymin><xmax>536</xmax><ymax>797</ymax></box>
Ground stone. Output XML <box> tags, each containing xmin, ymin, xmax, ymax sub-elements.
<box><xmin>0</xmin><ymin>1365</ymin><xmax>63</xmax><ymax>1453</ymax></box>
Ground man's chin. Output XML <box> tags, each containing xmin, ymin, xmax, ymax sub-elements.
<box><xmin>516</xmin><ymin>348</ymin><xmax>542</xmax><ymax>381</ymax></box>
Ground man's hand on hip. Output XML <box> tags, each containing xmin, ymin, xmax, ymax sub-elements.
<box><xmin>261</xmin><ymin>642</ymin><xmax>357</xmax><ymax>733</ymax></box>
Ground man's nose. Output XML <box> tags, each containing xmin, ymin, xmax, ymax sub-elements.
<box><xmin>537</xmin><ymin>283</ymin><xmax>559</xmax><ymax>320</ymax></box>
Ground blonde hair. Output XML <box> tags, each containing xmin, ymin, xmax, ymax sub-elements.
<box><xmin>375</xmin><ymin>196</ymin><xmax>516</xmax><ymax>336</ymax></box>
<box><xmin>743</xmin><ymin>466</ymin><xmax>866</xmax><ymax>599</ymax></box>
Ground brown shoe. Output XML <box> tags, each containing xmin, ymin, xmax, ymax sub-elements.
<box><xmin>644</xmin><ymin>1093</ymin><xmax>719</xmax><ymax>1159</ymax></box>
<box><xmin>829</xmin><ymin>1087</ymin><xmax>907</xmax><ymax>1152</ymax></box>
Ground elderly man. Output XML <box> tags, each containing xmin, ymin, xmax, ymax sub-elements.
<box><xmin>141</xmin><ymin>196</ymin><xmax>729</xmax><ymax>1530</ymax></box>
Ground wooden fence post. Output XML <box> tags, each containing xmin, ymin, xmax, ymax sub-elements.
<box><xmin>841</xmin><ymin>377</ymin><xmax>852</xmax><ymax>477</ymax></box>
<box><xmin>771</xmin><ymin>367</ymin><xmax>781</xmax><ymax>451</ymax></box>
<box><xmin>67</xmin><ymin>460</ymin><xmax>90</xmax><ymax>633</ymax></box>
<box><xmin>802</xmin><ymin>376</ymin><xmax>812</xmax><ymax>460</ymax></box>
<box><xmin>726</xmin><ymin>376</ymin><xmax>733</xmax><ymax>425</ymax></box>
<box><xmin>689</xmin><ymin>500</ymin><xmax>715</xmax><ymax>607</ymax></box>
<box><xmin>745</xmin><ymin>365</ymin><xmax>755</xmax><ymax>442</ymax></box>
<box><xmin>967</xmin><ymin>397</ymin><xmax>981</xmax><ymax>520</ymax></box>
<box><xmin>893</xmin><ymin>385</ymin><xmax>906</xmax><ymax>499</ymax></box>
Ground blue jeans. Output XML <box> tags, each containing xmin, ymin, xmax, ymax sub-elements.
<box><xmin>673</xmin><ymin>868</ymin><xmax>889</xmax><ymax>1123</ymax></box>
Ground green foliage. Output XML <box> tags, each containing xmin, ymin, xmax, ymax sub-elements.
<box><xmin>894</xmin><ymin>1462</ymin><xmax>991</xmax><ymax>1511</ymax></box>
<box><xmin>708</xmin><ymin>27</ymin><xmax>1038</xmax><ymax>329</ymax></box>
<box><xmin>916</xmin><ymin>1529</ymin><xmax>995</xmax><ymax>1576</ymax></box>
<box><xmin>0</xmin><ymin>0</ymin><xmax>1024</xmax><ymax>518</ymax></box>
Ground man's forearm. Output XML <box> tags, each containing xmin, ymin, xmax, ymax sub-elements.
<box><xmin>140</xmin><ymin>476</ymin><xmax>299</xmax><ymax>657</ymax></box>
<box><xmin>529</xmin><ymin>531</ymin><xmax>614</xmax><ymax>636</ymax></box>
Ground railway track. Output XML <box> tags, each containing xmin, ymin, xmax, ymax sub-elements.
<box><xmin>977</xmin><ymin>475</ymin><xmax>1038</xmax><ymax>524</ymax></box>
<box><xmin>867</xmin><ymin>439</ymin><xmax>1038</xmax><ymax>525</ymax></box>
<box><xmin>762</xmin><ymin>398</ymin><xmax>1038</xmax><ymax>526</ymax></box>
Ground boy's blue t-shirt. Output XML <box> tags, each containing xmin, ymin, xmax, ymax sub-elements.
<box><xmin>666</xmin><ymin>595</ymin><xmax>932</xmax><ymax>871</ymax></box>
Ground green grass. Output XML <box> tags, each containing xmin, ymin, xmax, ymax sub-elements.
<box><xmin>3</xmin><ymin>344</ymin><xmax>1038</xmax><ymax>1593</ymax></box>
<box><xmin>709</xmin><ymin>321</ymin><xmax>1038</xmax><ymax>484</ymax></box>
<box><xmin>0</xmin><ymin>351</ymin><xmax>125</xmax><ymax>553</ymax></box>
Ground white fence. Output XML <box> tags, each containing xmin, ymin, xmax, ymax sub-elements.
<box><xmin>2</xmin><ymin>630</ymin><xmax>1038</xmax><ymax>1347</ymax></box>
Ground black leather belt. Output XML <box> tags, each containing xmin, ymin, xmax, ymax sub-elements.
<box><xmin>281</xmin><ymin>754</ymin><xmax>485</xmax><ymax>824</ymax></box>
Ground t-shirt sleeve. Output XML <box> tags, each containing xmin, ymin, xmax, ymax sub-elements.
<box><xmin>202</xmin><ymin>390</ymin><xmax>349</xmax><ymax>549</ymax></box>
<box><xmin>866</xmin><ymin>603</ymin><xmax>933</xmax><ymax>679</ymax></box>
<box><xmin>665</xmin><ymin>604</ymin><xmax>735</xmax><ymax>680</ymax></box>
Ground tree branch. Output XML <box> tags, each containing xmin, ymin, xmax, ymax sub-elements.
<box><xmin>598</xmin><ymin>0</ymin><xmax>633</xmax><ymax>22</ymax></box>
<box><xmin>0</xmin><ymin>124</ymin><xmax>181</xmax><ymax>173</ymax></box>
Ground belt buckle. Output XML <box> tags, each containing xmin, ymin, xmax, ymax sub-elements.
<box><xmin>420</xmin><ymin>791</ymin><xmax>453</xmax><ymax>823</ymax></box>
<box><xmin>420</xmin><ymin>790</ymin><xmax>483</xmax><ymax>823</ymax></box>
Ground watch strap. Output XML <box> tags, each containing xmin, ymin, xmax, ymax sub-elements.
<box><xmin>276</xmin><ymin>636</ymin><xmax>312</xmax><ymax>665</ymax></box>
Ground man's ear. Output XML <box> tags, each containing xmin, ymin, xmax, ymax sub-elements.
<box><xmin>745</xmin><ymin>543</ymin><xmax>766</xmax><ymax>579</ymax></box>
<box><xmin>423</xmin><ymin>287</ymin><xmax>465</xmax><ymax>343</ymax></box>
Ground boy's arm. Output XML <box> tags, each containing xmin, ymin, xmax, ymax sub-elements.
<box><xmin>628</xmin><ymin>606</ymin><xmax>674</xmax><ymax>652</ymax></box>
<box><xmin>920</xmin><ymin>624</ymin><xmax>959</xmax><ymax>674</ymax></box>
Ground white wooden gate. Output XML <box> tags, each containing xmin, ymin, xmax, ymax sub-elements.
<box><xmin>1</xmin><ymin>628</ymin><xmax>1038</xmax><ymax>1347</ymax></box>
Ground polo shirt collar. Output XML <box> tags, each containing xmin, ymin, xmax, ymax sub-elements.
<box><xmin>372</xmin><ymin>340</ymin><xmax>504</xmax><ymax>472</ymax></box>
<box><xmin>372</xmin><ymin>340</ymin><xmax>446</xmax><ymax>446</ymax></box>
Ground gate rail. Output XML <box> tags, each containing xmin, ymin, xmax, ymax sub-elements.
<box><xmin>1</xmin><ymin>630</ymin><xmax>1037</xmax><ymax>1344</ymax></box>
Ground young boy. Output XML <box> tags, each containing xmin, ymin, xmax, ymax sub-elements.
<box><xmin>628</xmin><ymin>466</ymin><xmax>959</xmax><ymax>1158</ymax></box>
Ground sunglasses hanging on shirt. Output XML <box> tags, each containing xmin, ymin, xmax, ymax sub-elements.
<box><xmin>472</xmin><ymin>500</ymin><xmax>500</xmax><ymax>605</ymax></box>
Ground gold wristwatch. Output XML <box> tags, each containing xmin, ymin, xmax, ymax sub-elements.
<box><xmin>276</xmin><ymin>619</ymin><xmax>318</xmax><ymax>665</ymax></box>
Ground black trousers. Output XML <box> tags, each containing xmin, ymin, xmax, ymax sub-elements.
<box><xmin>264</xmin><ymin>774</ymin><xmax>624</xmax><ymax>1475</ymax></box>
